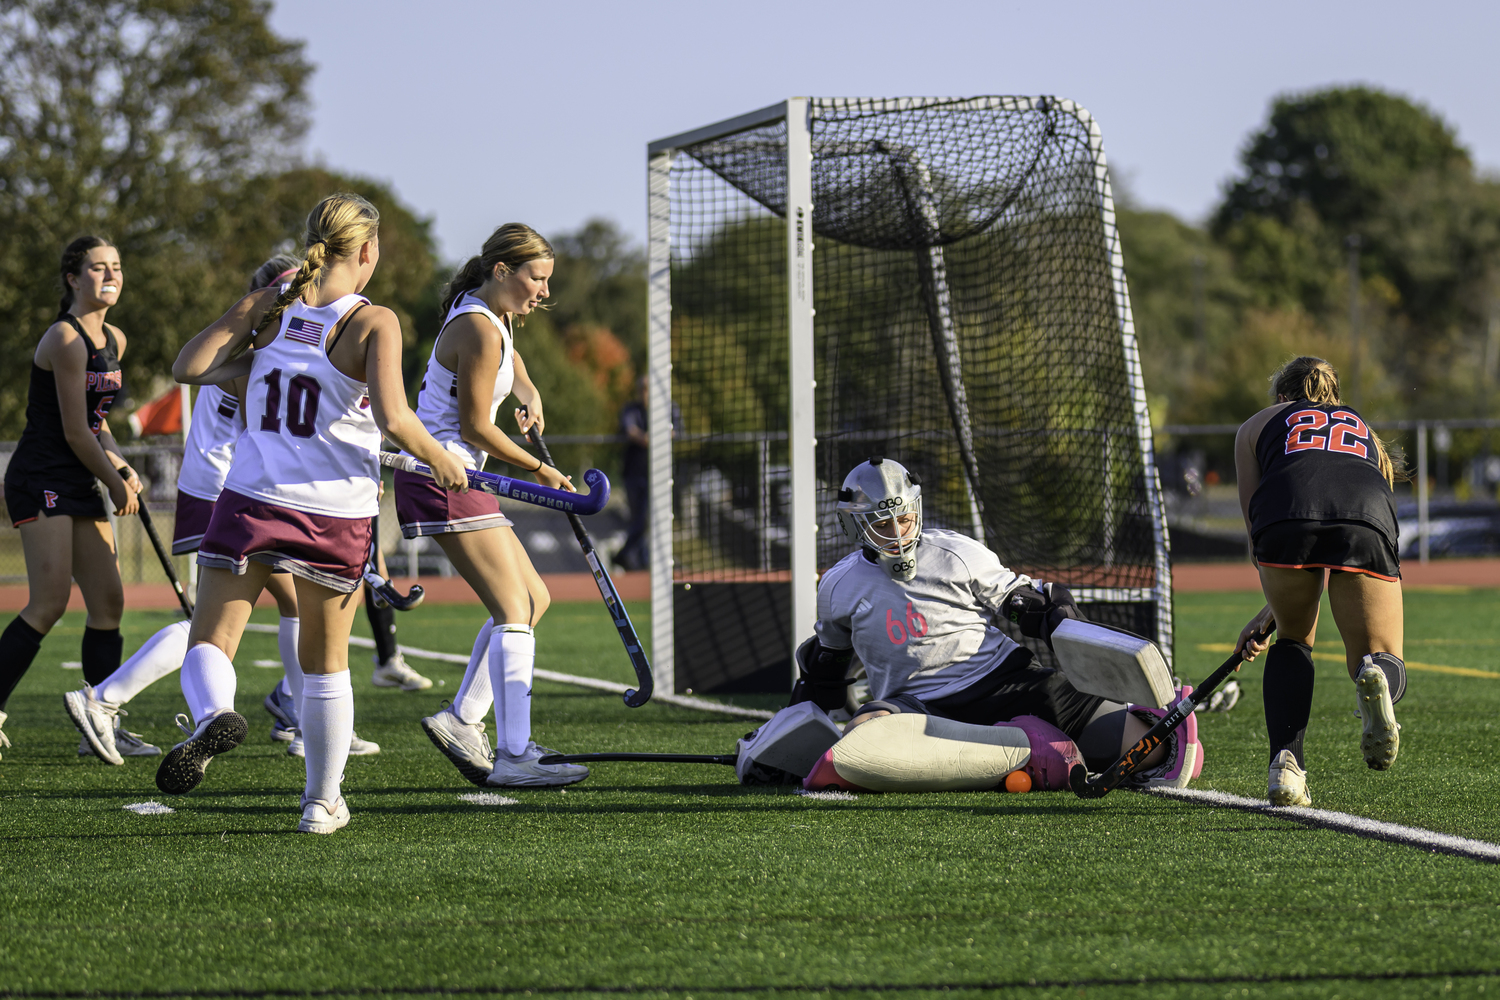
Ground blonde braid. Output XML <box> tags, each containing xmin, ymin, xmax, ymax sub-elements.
<box><xmin>255</xmin><ymin>193</ymin><xmax>380</xmax><ymax>335</ymax></box>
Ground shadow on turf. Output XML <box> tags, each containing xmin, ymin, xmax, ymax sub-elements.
<box><xmin>2</xmin><ymin>967</ymin><xmax>1499</xmax><ymax>998</ymax></box>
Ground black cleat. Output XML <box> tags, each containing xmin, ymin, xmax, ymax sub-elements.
<box><xmin>155</xmin><ymin>711</ymin><xmax>248</xmax><ymax>795</ymax></box>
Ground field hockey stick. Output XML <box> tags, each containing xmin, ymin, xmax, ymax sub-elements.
<box><xmin>1069</xmin><ymin>623</ymin><xmax>1275</xmax><ymax>799</ymax></box>
<box><xmin>539</xmin><ymin>751</ymin><xmax>735</xmax><ymax>766</ymax></box>
<box><xmin>138</xmin><ymin>504</ymin><xmax>194</xmax><ymax>619</ymax></box>
<box><xmin>361</xmin><ymin>524</ymin><xmax>424</xmax><ymax>611</ymax></box>
<box><xmin>522</xmin><ymin>408</ymin><xmax>653</xmax><ymax>708</ymax></box>
<box><xmin>379</xmin><ymin>452</ymin><xmax>610</xmax><ymax>515</ymax></box>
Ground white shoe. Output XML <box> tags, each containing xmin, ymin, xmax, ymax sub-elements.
<box><xmin>297</xmin><ymin>795</ymin><xmax>350</xmax><ymax>834</ymax></box>
<box><xmin>420</xmin><ymin>705</ymin><xmax>493</xmax><ymax>786</ymax></box>
<box><xmin>1356</xmin><ymin>659</ymin><xmax>1400</xmax><ymax>770</ymax></box>
<box><xmin>64</xmin><ymin>686</ymin><xmax>124</xmax><ymax>765</ymax></box>
<box><xmin>155</xmin><ymin>711</ymin><xmax>249</xmax><ymax>795</ymax></box>
<box><xmin>286</xmin><ymin>729</ymin><xmax>381</xmax><ymax>757</ymax></box>
<box><xmin>0</xmin><ymin>709</ymin><xmax>12</xmax><ymax>762</ymax></box>
<box><xmin>371</xmin><ymin>652</ymin><xmax>432</xmax><ymax>691</ymax></box>
<box><xmin>1268</xmin><ymin>749</ymin><xmax>1312</xmax><ymax>807</ymax></box>
<box><xmin>264</xmin><ymin>686</ymin><xmax>298</xmax><ymax>742</ymax></box>
<box><xmin>75</xmin><ymin>717</ymin><xmax>160</xmax><ymax>759</ymax></box>
<box><xmin>485</xmin><ymin>742</ymin><xmax>589</xmax><ymax>788</ymax></box>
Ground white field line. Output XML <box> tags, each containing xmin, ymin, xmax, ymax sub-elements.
<box><xmin>1149</xmin><ymin>786</ymin><xmax>1500</xmax><ymax>864</ymax></box>
<box><xmin>243</xmin><ymin>624</ymin><xmax>775</xmax><ymax>721</ymax></box>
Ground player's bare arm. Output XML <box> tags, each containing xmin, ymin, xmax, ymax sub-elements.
<box><xmin>174</xmin><ymin>287</ymin><xmax>279</xmax><ymax>384</ymax></box>
<box><xmin>355</xmin><ymin>306</ymin><xmax>468</xmax><ymax>493</ymax></box>
<box><xmin>510</xmin><ymin>351</ymin><xmax>546</xmax><ymax>436</ymax></box>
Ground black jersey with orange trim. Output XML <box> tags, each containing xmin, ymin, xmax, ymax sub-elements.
<box><xmin>4</xmin><ymin>316</ymin><xmax>124</xmax><ymax>490</ymax></box>
<box><xmin>1248</xmin><ymin>400</ymin><xmax>1397</xmax><ymax>547</ymax></box>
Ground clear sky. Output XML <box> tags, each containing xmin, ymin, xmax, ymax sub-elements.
<box><xmin>268</xmin><ymin>0</ymin><xmax>1499</xmax><ymax>262</ymax></box>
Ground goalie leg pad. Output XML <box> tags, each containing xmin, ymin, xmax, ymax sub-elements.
<box><xmin>1005</xmin><ymin>715</ymin><xmax>1085</xmax><ymax>791</ymax></box>
<box><xmin>802</xmin><ymin>713</ymin><xmax>1031</xmax><ymax>793</ymax></box>
<box><xmin>736</xmin><ymin>702</ymin><xmax>844</xmax><ymax>785</ymax></box>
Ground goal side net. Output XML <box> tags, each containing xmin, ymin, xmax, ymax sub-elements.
<box><xmin>646</xmin><ymin>96</ymin><xmax>1172</xmax><ymax>695</ymax></box>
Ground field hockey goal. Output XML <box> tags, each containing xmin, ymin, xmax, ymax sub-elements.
<box><xmin>645</xmin><ymin>96</ymin><xmax>1172</xmax><ymax>695</ymax></box>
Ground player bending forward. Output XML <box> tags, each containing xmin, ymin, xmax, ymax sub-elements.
<box><xmin>795</xmin><ymin>457</ymin><xmax>1197</xmax><ymax>786</ymax></box>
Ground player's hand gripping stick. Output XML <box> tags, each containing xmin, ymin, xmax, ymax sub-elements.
<box><xmin>139</xmin><ymin>504</ymin><xmax>194</xmax><ymax>619</ymax></box>
<box><xmin>379</xmin><ymin>452</ymin><xmax>610</xmax><ymax>515</ymax></box>
<box><xmin>1069</xmin><ymin>623</ymin><xmax>1275</xmax><ymax>799</ymax></box>
<box><xmin>521</xmin><ymin>407</ymin><xmax>653</xmax><ymax>708</ymax></box>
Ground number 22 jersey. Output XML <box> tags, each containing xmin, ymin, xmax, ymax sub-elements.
<box><xmin>222</xmin><ymin>294</ymin><xmax>381</xmax><ymax>519</ymax></box>
<box><xmin>1249</xmin><ymin>400</ymin><xmax>1397</xmax><ymax>547</ymax></box>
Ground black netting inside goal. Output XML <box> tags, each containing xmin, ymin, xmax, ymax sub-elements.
<box><xmin>667</xmin><ymin>97</ymin><xmax>1169</xmax><ymax>681</ymax></box>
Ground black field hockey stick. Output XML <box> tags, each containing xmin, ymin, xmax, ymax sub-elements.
<box><xmin>138</xmin><ymin>504</ymin><xmax>194</xmax><ymax>619</ymax></box>
<box><xmin>361</xmin><ymin>522</ymin><xmax>424</xmax><ymax>611</ymax></box>
<box><xmin>538</xmin><ymin>751</ymin><xmax>735</xmax><ymax>766</ymax></box>
<box><xmin>379</xmin><ymin>452</ymin><xmax>610</xmax><ymax>516</ymax></box>
<box><xmin>522</xmin><ymin>408</ymin><xmax>653</xmax><ymax>708</ymax></box>
<box><xmin>1069</xmin><ymin>623</ymin><xmax>1275</xmax><ymax>799</ymax></box>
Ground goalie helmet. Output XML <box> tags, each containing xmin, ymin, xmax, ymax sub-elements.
<box><xmin>836</xmin><ymin>457</ymin><xmax>923</xmax><ymax>581</ymax></box>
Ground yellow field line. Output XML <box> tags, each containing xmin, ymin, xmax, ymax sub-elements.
<box><xmin>1194</xmin><ymin>643</ymin><xmax>1500</xmax><ymax>679</ymax></box>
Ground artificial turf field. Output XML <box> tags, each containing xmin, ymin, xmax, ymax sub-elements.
<box><xmin>2</xmin><ymin>589</ymin><xmax>1500</xmax><ymax>999</ymax></box>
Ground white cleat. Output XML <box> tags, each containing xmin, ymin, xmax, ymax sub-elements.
<box><xmin>64</xmin><ymin>686</ymin><xmax>125</xmax><ymax>765</ymax></box>
<box><xmin>76</xmin><ymin>716</ymin><xmax>160</xmax><ymax>760</ymax></box>
<box><xmin>420</xmin><ymin>705</ymin><xmax>494</xmax><ymax>786</ymax></box>
<box><xmin>286</xmin><ymin>729</ymin><xmax>381</xmax><ymax>757</ymax></box>
<box><xmin>1268</xmin><ymin>749</ymin><xmax>1312</xmax><ymax>807</ymax></box>
<box><xmin>0</xmin><ymin>709</ymin><xmax>12</xmax><ymax>762</ymax></box>
<box><xmin>1356</xmin><ymin>659</ymin><xmax>1400</xmax><ymax>770</ymax></box>
<box><xmin>485</xmin><ymin>742</ymin><xmax>589</xmax><ymax>788</ymax></box>
<box><xmin>371</xmin><ymin>652</ymin><xmax>432</xmax><ymax>691</ymax></box>
<box><xmin>297</xmin><ymin>795</ymin><xmax>350</xmax><ymax>835</ymax></box>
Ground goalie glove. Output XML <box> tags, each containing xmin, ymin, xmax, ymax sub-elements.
<box><xmin>788</xmin><ymin>636</ymin><xmax>855</xmax><ymax>711</ymax></box>
<box><xmin>1004</xmin><ymin>582</ymin><xmax>1083</xmax><ymax>649</ymax></box>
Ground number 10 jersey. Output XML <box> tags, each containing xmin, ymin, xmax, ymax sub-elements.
<box><xmin>223</xmin><ymin>294</ymin><xmax>381</xmax><ymax>519</ymax></box>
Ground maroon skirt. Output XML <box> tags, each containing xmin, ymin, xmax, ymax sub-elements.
<box><xmin>172</xmin><ymin>491</ymin><xmax>216</xmax><ymax>555</ymax></box>
<box><xmin>197</xmin><ymin>489</ymin><xmax>372</xmax><ymax>593</ymax></box>
<box><xmin>393</xmin><ymin>467</ymin><xmax>511</xmax><ymax>538</ymax></box>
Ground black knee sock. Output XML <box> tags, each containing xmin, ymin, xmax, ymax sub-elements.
<box><xmin>1264</xmin><ymin>638</ymin><xmax>1315</xmax><ymax>768</ymax></box>
<box><xmin>81</xmin><ymin>626</ymin><xmax>123</xmax><ymax>687</ymax></box>
<box><xmin>0</xmin><ymin>617</ymin><xmax>46</xmax><ymax>711</ymax></box>
<box><xmin>364</xmin><ymin>586</ymin><xmax>398</xmax><ymax>663</ymax></box>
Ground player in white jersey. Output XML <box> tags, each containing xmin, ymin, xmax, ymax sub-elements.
<box><xmin>64</xmin><ymin>255</ymin><xmax>390</xmax><ymax>763</ymax></box>
<box><xmin>395</xmin><ymin>223</ymin><xmax>588</xmax><ymax>788</ymax></box>
<box><xmin>797</xmin><ymin>457</ymin><xmax>1202</xmax><ymax>787</ymax></box>
<box><xmin>159</xmin><ymin>194</ymin><xmax>467</xmax><ymax>833</ymax></box>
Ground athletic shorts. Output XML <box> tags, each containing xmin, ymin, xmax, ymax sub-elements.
<box><xmin>4</xmin><ymin>472</ymin><xmax>107</xmax><ymax>526</ymax></box>
<box><xmin>393</xmin><ymin>467</ymin><xmax>511</xmax><ymax>538</ymax></box>
<box><xmin>851</xmin><ymin>648</ymin><xmax>1106</xmax><ymax>740</ymax></box>
<box><xmin>197</xmin><ymin>489</ymin><xmax>372</xmax><ymax>594</ymax></box>
<box><xmin>172</xmin><ymin>491</ymin><xmax>215</xmax><ymax>554</ymax></box>
<box><xmin>1254</xmin><ymin>518</ymin><xmax>1400</xmax><ymax>583</ymax></box>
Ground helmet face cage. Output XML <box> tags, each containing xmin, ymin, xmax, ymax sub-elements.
<box><xmin>835</xmin><ymin>458</ymin><xmax>923</xmax><ymax>581</ymax></box>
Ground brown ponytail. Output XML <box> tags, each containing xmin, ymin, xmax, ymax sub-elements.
<box><xmin>255</xmin><ymin>193</ymin><xmax>381</xmax><ymax>335</ymax></box>
<box><xmin>1269</xmin><ymin>355</ymin><xmax>1402</xmax><ymax>488</ymax></box>
<box><xmin>440</xmin><ymin>223</ymin><xmax>554</xmax><ymax>319</ymax></box>
<box><xmin>57</xmin><ymin>235</ymin><xmax>114</xmax><ymax>319</ymax></box>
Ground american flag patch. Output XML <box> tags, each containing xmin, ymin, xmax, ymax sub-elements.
<box><xmin>285</xmin><ymin>316</ymin><xmax>325</xmax><ymax>346</ymax></box>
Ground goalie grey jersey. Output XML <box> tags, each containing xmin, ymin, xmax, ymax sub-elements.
<box><xmin>815</xmin><ymin>529</ymin><xmax>1036</xmax><ymax>703</ymax></box>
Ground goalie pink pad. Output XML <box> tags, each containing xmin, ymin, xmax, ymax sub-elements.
<box><xmin>1124</xmin><ymin>685</ymin><xmax>1203</xmax><ymax>788</ymax></box>
<box><xmin>1005</xmin><ymin>715</ymin><xmax>1085</xmax><ymax>791</ymax></box>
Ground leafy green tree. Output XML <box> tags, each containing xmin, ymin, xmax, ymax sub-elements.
<box><xmin>0</xmin><ymin>0</ymin><xmax>310</xmax><ymax>435</ymax></box>
<box><xmin>546</xmin><ymin>218</ymin><xmax>648</xmax><ymax>370</ymax></box>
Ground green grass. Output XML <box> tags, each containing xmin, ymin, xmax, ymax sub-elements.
<box><xmin>3</xmin><ymin>591</ymin><xmax>1500</xmax><ymax>998</ymax></box>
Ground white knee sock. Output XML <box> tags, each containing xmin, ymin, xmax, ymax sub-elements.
<box><xmin>180</xmin><ymin>643</ymin><xmax>237</xmax><ymax>723</ymax></box>
<box><xmin>95</xmin><ymin>620</ymin><xmax>191</xmax><ymax>706</ymax></box>
<box><xmin>301</xmin><ymin>671</ymin><xmax>353</xmax><ymax>805</ymax></box>
<box><xmin>452</xmin><ymin>618</ymin><xmax>494</xmax><ymax>724</ymax></box>
<box><xmin>491</xmin><ymin>624</ymin><xmax>534</xmax><ymax>756</ymax></box>
<box><xmin>278</xmin><ymin>616</ymin><xmax>303</xmax><ymax>715</ymax></box>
